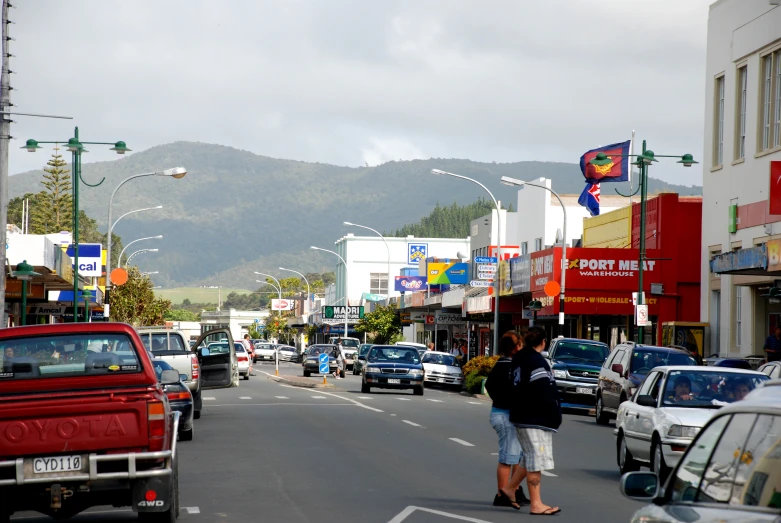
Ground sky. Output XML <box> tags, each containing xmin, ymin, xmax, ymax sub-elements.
<box><xmin>8</xmin><ymin>0</ymin><xmax>713</xmax><ymax>186</ymax></box>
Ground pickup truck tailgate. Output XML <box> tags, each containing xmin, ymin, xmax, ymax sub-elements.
<box><xmin>0</xmin><ymin>388</ymin><xmax>152</xmax><ymax>458</ymax></box>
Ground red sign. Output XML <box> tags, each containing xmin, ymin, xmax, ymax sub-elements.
<box><xmin>564</xmin><ymin>248</ymin><xmax>665</xmax><ymax>292</ymax></box>
<box><xmin>530</xmin><ymin>248</ymin><xmax>561</xmax><ymax>293</ymax></box>
<box><xmin>488</xmin><ymin>245</ymin><xmax>521</xmax><ymax>260</ymax></box>
<box><xmin>770</xmin><ymin>161</ymin><xmax>781</xmax><ymax>215</ymax></box>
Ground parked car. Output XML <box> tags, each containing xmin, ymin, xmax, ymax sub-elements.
<box><xmin>362</xmin><ymin>345</ymin><xmax>425</xmax><ymax>395</ymax></box>
<box><xmin>353</xmin><ymin>343</ymin><xmax>374</xmax><ymax>375</ymax></box>
<box><xmin>758</xmin><ymin>361</ymin><xmax>781</xmax><ymax>379</ymax></box>
<box><xmin>543</xmin><ymin>337</ymin><xmax>610</xmax><ymax>410</ymax></box>
<box><xmin>302</xmin><ymin>344</ymin><xmax>340</xmax><ymax>377</ymax></box>
<box><xmin>276</xmin><ymin>345</ymin><xmax>300</xmax><ymax>362</ymax></box>
<box><xmin>619</xmin><ymin>379</ymin><xmax>781</xmax><ymax>522</ymax></box>
<box><xmin>253</xmin><ymin>342</ymin><xmax>276</xmax><ymax>362</ymax></box>
<box><xmin>614</xmin><ymin>366</ymin><xmax>769</xmax><ymax>480</ymax></box>
<box><xmin>151</xmin><ymin>359</ymin><xmax>195</xmax><ymax>441</ymax></box>
<box><xmin>137</xmin><ymin>326</ymin><xmax>203</xmax><ymax>419</ymax></box>
<box><xmin>233</xmin><ymin>342</ymin><xmax>251</xmax><ymax>380</ymax></box>
<box><xmin>596</xmin><ymin>343</ymin><xmax>699</xmax><ymax>425</ymax></box>
<box><xmin>420</xmin><ymin>351</ymin><xmax>464</xmax><ymax>390</ymax></box>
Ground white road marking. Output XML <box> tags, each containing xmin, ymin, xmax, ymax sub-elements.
<box><xmin>357</xmin><ymin>396</ymin><xmax>372</xmax><ymax>399</ymax></box>
<box><xmin>274</xmin><ymin>396</ymin><xmax>289</xmax><ymax>399</ymax></box>
<box><xmin>204</xmin><ymin>397</ymin><xmax>216</xmax><ymax>401</ymax></box>
<box><xmin>184</xmin><ymin>507</ymin><xmax>201</xmax><ymax>514</ymax></box>
<box><xmin>239</xmin><ymin>396</ymin><xmax>252</xmax><ymax>400</ymax></box>
<box><xmin>307</xmin><ymin>389</ymin><xmax>384</xmax><ymax>413</ymax></box>
<box><xmin>426</xmin><ymin>399</ymin><xmax>444</xmax><ymax>403</ymax></box>
<box><xmin>390</xmin><ymin>414</ymin><xmax>397</xmax><ymax>416</ymax></box>
<box><xmin>397</xmin><ymin>398</ymin><xmax>411</xmax><ymax>401</ymax></box>
<box><xmin>490</xmin><ymin>452</ymin><xmax>498</xmax><ymax>456</ymax></box>
<box><xmin>402</xmin><ymin>420</ymin><xmax>422</xmax><ymax>427</ymax></box>
<box><xmin>542</xmin><ymin>470</ymin><xmax>558</xmax><ymax>477</ymax></box>
<box><xmin>311</xmin><ymin>395</ymin><xmax>326</xmax><ymax>399</ymax></box>
<box><xmin>449</xmin><ymin>438</ymin><xmax>474</xmax><ymax>447</ymax></box>
<box><xmin>388</xmin><ymin>505</ymin><xmax>492</xmax><ymax>523</ymax></box>
<box><xmin>468</xmin><ymin>401</ymin><xmax>483</xmax><ymax>405</ymax></box>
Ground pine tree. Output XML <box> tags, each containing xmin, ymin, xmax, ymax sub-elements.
<box><xmin>29</xmin><ymin>147</ymin><xmax>72</xmax><ymax>234</ymax></box>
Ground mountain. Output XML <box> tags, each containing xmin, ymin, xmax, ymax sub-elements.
<box><xmin>8</xmin><ymin>142</ymin><xmax>701</xmax><ymax>287</ymax></box>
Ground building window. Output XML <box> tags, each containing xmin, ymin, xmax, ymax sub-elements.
<box><xmin>775</xmin><ymin>51</ymin><xmax>781</xmax><ymax>148</ymax></box>
<box><xmin>736</xmin><ymin>68</ymin><xmax>746</xmax><ymax>159</ymax></box>
<box><xmin>715</xmin><ymin>75</ymin><xmax>725</xmax><ymax>165</ymax></box>
<box><xmin>521</xmin><ymin>242</ymin><xmax>528</xmax><ymax>255</ymax></box>
<box><xmin>736</xmin><ymin>288</ymin><xmax>742</xmax><ymax>348</ymax></box>
<box><xmin>534</xmin><ymin>238</ymin><xmax>543</xmax><ymax>252</ymax></box>
<box><xmin>369</xmin><ymin>273</ymin><xmax>388</xmax><ymax>295</ymax></box>
<box><xmin>762</xmin><ymin>55</ymin><xmax>773</xmax><ymax>151</ymax></box>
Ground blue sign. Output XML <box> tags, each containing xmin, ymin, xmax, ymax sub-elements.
<box><xmin>475</xmin><ymin>256</ymin><xmax>498</xmax><ymax>264</ymax></box>
<box><xmin>318</xmin><ymin>352</ymin><xmax>329</xmax><ymax>374</ymax></box>
<box><xmin>394</xmin><ymin>275</ymin><xmax>428</xmax><ymax>292</ymax></box>
<box><xmin>710</xmin><ymin>245</ymin><xmax>767</xmax><ymax>274</ymax></box>
<box><xmin>408</xmin><ymin>243</ymin><xmax>428</xmax><ymax>265</ymax></box>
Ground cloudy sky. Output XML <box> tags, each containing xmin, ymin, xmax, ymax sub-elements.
<box><xmin>10</xmin><ymin>0</ymin><xmax>712</xmax><ymax>186</ymax></box>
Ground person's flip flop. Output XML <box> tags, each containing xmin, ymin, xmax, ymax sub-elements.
<box><xmin>495</xmin><ymin>491</ymin><xmax>521</xmax><ymax>510</ymax></box>
<box><xmin>531</xmin><ymin>507</ymin><xmax>561</xmax><ymax>516</ymax></box>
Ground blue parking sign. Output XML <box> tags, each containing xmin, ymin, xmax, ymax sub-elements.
<box><xmin>318</xmin><ymin>353</ymin><xmax>329</xmax><ymax>374</ymax></box>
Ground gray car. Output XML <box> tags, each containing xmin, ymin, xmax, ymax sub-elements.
<box><xmin>620</xmin><ymin>379</ymin><xmax>781</xmax><ymax>522</ymax></box>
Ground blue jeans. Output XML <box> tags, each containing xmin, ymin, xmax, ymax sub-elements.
<box><xmin>490</xmin><ymin>407</ymin><xmax>522</xmax><ymax>465</ymax></box>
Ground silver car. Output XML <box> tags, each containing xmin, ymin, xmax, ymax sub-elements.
<box><xmin>420</xmin><ymin>351</ymin><xmax>464</xmax><ymax>391</ymax></box>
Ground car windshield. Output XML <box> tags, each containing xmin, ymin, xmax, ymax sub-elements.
<box><xmin>207</xmin><ymin>342</ymin><xmax>232</xmax><ymax>354</ymax></box>
<box><xmin>0</xmin><ymin>334</ymin><xmax>142</xmax><ymax>381</ymax></box>
<box><xmin>151</xmin><ymin>360</ymin><xmax>174</xmax><ymax>381</ymax></box>
<box><xmin>341</xmin><ymin>339</ymin><xmax>359</xmax><ymax>348</ymax></box>
<box><xmin>632</xmin><ymin>350</ymin><xmax>698</xmax><ymax>374</ymax></box>
<box><xmin>308</xmin><ymin>346</ymin><xmax>333</xmax><ymax>355</ymax></box>
<box><xmin>422</xmin><ymin>353</ymin><xmax>459</xmax><ymax>367</ymax></box>
<box><xmin>142</xmin><ymin>333</ymin><xmax>188</xmax><ymax>353</ymax></box>
<box><xmin>359</xmin><ymin>344</ymin><xmax>373</xmax><ymax>355</ymax></box>
<box><xmin>553</xmin><ymin>341</ymin><xmax>609</xmax><ymax>364</ymax></box>
<box><xmin>661</xmin><ymin>370</ymin><xmax>769</xmax><ymax>408</ymax></box>
<box><xmin>368</xmin><ymin>347</ymin><xmax>421</xmax><ymax>364</ymax></box>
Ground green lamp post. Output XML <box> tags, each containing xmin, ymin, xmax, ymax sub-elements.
<box><xmin>589</xmin><ymin>140</ymin><xmax>697</xmax><ymax>342</ymax></box>
<box><xmin>525</xmin><ymin>299</ymin><xmax>543</xmax><ymax>327</ymax></box>
<box><xmin>11</xmin><ymin>260</ymin><xmax>41</xmax><ymax>326</ymax></box>
<box><xmin>22</xmin><ymin>127</ymin><xmax>129</xmax><ymax>322</ymax></box>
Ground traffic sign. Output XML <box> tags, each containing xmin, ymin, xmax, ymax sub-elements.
<box><xmin>470</xmin><ymin>280</ymin><xmax>492</xmax><ymax>287</ymax></box>
<box><xmin>478</xmin><ymin>272</ymin><xmax>495</xmax><ymax>280</ymax></box>
<box><xmin>477</xmin><ymin>265</ymin><xmax>497</xmax><ymax>272</ymax></box>
<box><xmin>318</xmin><ymin>353</ymin><xmax>329</xmax><ymax>374</ymax></box>
<box><xmin>636</xmin><ymin>305</ymin><xmax>649</xmax><ymax>326</ymax></box>
<box><xmin>475</xmin><ymin>256</ymin><xmax>498</xmax><ymax>264</ymax></box>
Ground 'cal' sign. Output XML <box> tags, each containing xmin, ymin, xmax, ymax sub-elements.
<box><xmin>408</xmin><ymin>243</ymin><xmax>428</xmax><ymax>265</ymax></box>
<box><xmin>394</xmin><ymin>275</ymin><xmax>428</xmax><ymax>293</ymax></box>
<box><xmin>64</xmin><ymin>243</ymin><xmax>103</xmax><ymax>277</ymax></box>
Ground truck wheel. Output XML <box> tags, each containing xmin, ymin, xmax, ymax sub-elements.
<box><xmin>413</xmin><ymin>386</ymin><xmax>424</xmax><ymax>396</ymax></box>
<box><xmin>193</xmin><ymin>409</ymin><xmax>201</xmax><ymax>420</ymax></box>
<box><xmin>180</xmin><ymin>425</ymin><xmax>194</xmax><ymax>442</ymax></box>
<box><xmin>138</xmin><ymin>461</ymin><xmax>178</xmax><ymax>523</ymax></box>
<box><xmin>361</xmin><ymin>381</ymin><xmax>370</xmax><ymax>393</ymax></box>
<box><xmin>303</xmin><ymin>370</ymin><xmax>311</xmax><ymax>377</ymax></box>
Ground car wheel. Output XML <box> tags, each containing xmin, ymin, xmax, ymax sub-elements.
<box><xmin>361</xmin><ymin>381</ymin><xmax>370</xmax><ymax>393</ymax></box>
<box><xmin>413</xmin><ymin>386</ymin><xmax>424</xmax><ymax>396</ymax></box>
<box><xmin>303</xmin><ymin>370</ymin><xmax>311</xmax><ymax>377</ymax></box>
<box><xmin>193</xmin><ymin>409</ymin><xmax>201</xmax><ymax>420</ymax></box>
<box><xmin>617</xmin><ymin>432</ymin><xmax>640</xmax><ymax>474</ymax></box>
<box><xmin>179</xmin><ymin>425</ymin><xmax>194</xmax><ymax>442</ymax></box>
<box><xmin>652</xmin><ymin>438</ymin><xmax>670</xmax><ymax>482</ymax></box>
<box><xmin>595</xmin><ymin>393</ymin><xmax>611</xmax><ymax>425</ymax></box>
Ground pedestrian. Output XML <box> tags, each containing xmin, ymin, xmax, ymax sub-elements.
<box><xmin>501</xmin><ymin>326</ymin><xmax>561</xmax><ymax>516</ymax></box>
<box><xmin>427</xmin><ymin>341</ymin><xmax>435</xmax><ymax>351</ymax></box>
<box><xmin>764</xmin><ymin>327</ymin><xmax>781</xmax><ymax>362</ymax></box>
<box><xmin>485</xmin><ymin>331</ymin><xmax>530</xmax><ymax>510</ymax></box>
<box><xmin>242</xmin><ymin>334</ymin><xmax>255</xmax><ymax>376</ymax></box>
<box><xmin>333</xmin><ymin>347</ymin><xmax>345</xmax><ymax>379</ymax></box>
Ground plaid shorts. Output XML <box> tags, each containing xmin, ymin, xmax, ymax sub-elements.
<box><xmin>515</xmin><ymin>428</ymin><xmax>554</xmax><ymax>472</ymax></box>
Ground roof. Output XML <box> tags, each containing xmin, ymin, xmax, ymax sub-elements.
<box><xmin>617</xmin><ymin>344</ymin><xmax>690</xmax><ymax>353</ymax></box>
<box><xmin>555</xmin><ymin>337</ymin><xmax>608</xmax><ymax>346</ymax></box>
<box><xmin>712</xmin><ymin>380</ymin><xmax>781</xmax><ymax>416</ymax></box>
<box><xmin>654</xmin><ymin>366</ymin><xmax>765</xmax><ymax>376</ymax></box>
<box><xmin>424</xmin><ymin>351</ymin><xmax>456</xmax><ymax>356</ymax></box>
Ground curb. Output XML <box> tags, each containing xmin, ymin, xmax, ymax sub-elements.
<box><xmin>460</xmin><ymin>391</ymin><xmax>490</xmax><ymax>401</ymax></box>
<box><xmin>264</xmin><ymin>373</ymin><xmax>336</xmax><ymax>389</ymax></box>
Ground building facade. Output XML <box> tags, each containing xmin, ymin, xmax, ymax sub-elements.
<box><xmin>701</xmin><ymin>0</ymin><xmax>781</xmax><ymax>357</ymax></box>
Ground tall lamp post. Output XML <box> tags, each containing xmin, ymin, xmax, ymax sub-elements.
<box><xmin>256</xmin><ymin>274</ymin><xmax>284</xmax><ymax>344</ymax></box>
<box><xmin>118</xmin><ymin>235</ymin><xmax>163</xmax><ymax>266</ymax></box>
<box><xmin>11</xmin><ymin>260</ymin><xmax>40</xmax><ymax>326</ymax></box>
<box><xmin>23</xmin><ymin>128</ymin><xmax>130</xmax><ymax>322</ymax></box>
<box><xmin>589</xmin><ymin>141</ymin><xmax>697</xmax><ymax>342</ymax></box>
<box><xmin>279</xmin><ymin>267</ymin><xmax>311</xmax><ymax>312</ymax></box>
<box><xmin>501</xmin><ymin>176</ymin><xmax>568</xmax><ymax>330</ymax></box>
<box><xmin>431</xmin><ymin>169</ymin><xmax>502</xmax><ymax>355</ymax></box>
<box><xmin>125</xmin><ymin>248</ymin><xmax>159</xmax><ymax>268</ymax></box>
<box><xmin>344</xmin><ymin>221</ymin><xmax>392</xmax><ymax>305</ymax></box>
<box><xmin>311</xmin><ymin>246</ymin><xmax>350</xmax><ymax>339</ymax></box>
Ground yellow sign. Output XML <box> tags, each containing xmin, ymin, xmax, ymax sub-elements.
<box><xmin>498</xmin><ymin>261</ymin><xmax>512</xmax><ymax>296</ymax></box>
<box><xmin>768</xmin><ymin>239</ymin><xmax>781</xmax><ymax>272</ymax></box>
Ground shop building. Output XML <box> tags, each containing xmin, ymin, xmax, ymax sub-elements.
<box><xmin>701</xmin><ymin>0</ymin><xmax>781</xmax><ymax>357</ymax></box>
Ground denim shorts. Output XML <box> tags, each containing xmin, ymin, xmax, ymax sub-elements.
<box><xmin>489</xmin><ymin>407</ymin><xmax>522</xmax><ymax>465</ymax></box>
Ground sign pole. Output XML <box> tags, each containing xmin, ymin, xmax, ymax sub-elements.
<box><xmin>275</xmin><ymin>346</ymin><xmax>279</xmax><ymax>376</ymax></box>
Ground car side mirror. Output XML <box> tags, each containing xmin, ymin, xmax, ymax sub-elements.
<box><xmin>541</xmin><ymin>351</ymin><xmax>550</xmax><ymax>358</ymax></box>
<box><xmin>636</xmin><ymin>395</ymin><xmax>656</xmax><ymax>408</ymax></box>
<box><xmin>179</xmin><ymin>374</ymin><xmax>188</xmax><ymax>382</ymax></box>
<box><xmin>199</xmin><ymin>347</ymin><xmax>211</xmax><ymax>358</ymax></box>
<box><xmin>160</xmin><ymin>369</ymin><xmax>180</xmax><ymax>385</ymax></box>
<box><xmin>620</xmin><ymin>471</ymin><xmax>659</xmax><ymax>501</ymax></box>
<box><xmin>611</xmin><ymin>364</ymin><xmax>624</xmax><ymax>376</ymax></box>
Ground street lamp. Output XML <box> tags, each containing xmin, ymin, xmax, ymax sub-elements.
<box><xmin>431</xmin><ymin>168</ymin><xmax>502</xmax><ymax>355</ymax></box>
<box><xmin>118</xmin><ymin>235</ymin><xmax>163</xmax><ymax>266</ymax></box>
<box><xmin>311</xmin><ymin>246</ymin><xmax>350</xmax><ymax>340</ymax></box>
<box><xmin>23</xmin><ymin>127</ymin><xmax>130</xmax><ymax>321</ymax></box>
<box><xmin>279</xmin><ymin>267</ymin><xmax>311</xmax><ymax>312</ymax></box>
<box><xmin>344</xmin><ymin>221</ymin><xmax>392</xmax><ymax>305</ymax></box>
<box><xmin>501</xmin><ymin>175</ymin><xmax>568</xmax><ymax>328</ymax></box>
<box><xmin>589</xmin><ymin>141</ymin><xmax>697</xmax><ymax>342</ymax></box>
<box><xmin>10</xmin><ymin>260</ymin><xmax>40</xmax><ymax>326</ymax></box>
<box><xmin>125</xmin><ymin>248</ymin><xmax>159</xmax><ymax>268</ymax></box>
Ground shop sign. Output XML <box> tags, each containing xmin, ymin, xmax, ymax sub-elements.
<box><xmin>530</xmin><ymin>248</ymin><xmax>561</xmax><ymax>293</ymax></box>
<box><xmin>400</xmin><ymin>312</ymin><xmax>411</xmax><ymax>325</ymax></box>
<box><xmin>488</xmin><ymin>245</ymin><xmax>521</xmax><ymax>260</ymax></box>
<box><xmin>394</xmin><ymin>275</ymin><xmax>428</xmax><ymax>292</ymax></box>
<box><xmin>29</xmin><ymin>305</ymin><xmax>65</xmax><ymax>316</ymax></box>
<box><xmin>498</xmin><ymin>260</ymin><xmax>513</xmax><ymax>297</ymax></box>
<box><xmin>408</xmin><ymin>243</ymin><xmax>428</xmax><ymax>265</ymax></box>
<box><xmin>564</xmin><ymin>248</ymin><xmax>666</xmax><ymax>291</ymax></box>
<box><xmin>427</xmin><ymin>262</ymin><xmax>469</xmax><ymax>285</ymax></box>
<box><xmin>322</xmin><ymin>305</ymin><xmax>364</xmax><ymax>321</ymax></box>
<box><xmin>409</xmin><ymin>311</ymin><xmax>427</xmax><ymax>323</ymax></box>
<box><xmin>710</xmin><ymin>245</ymin><xmax>767</xmax><ymax>274</ymax></box>
<box><xmin>64</xmin><ymin>243</ymin><xmax>103</xmax><ymax>277</ymax></box>
<box><xmin>435</xmin><ymin>311</ymin><xmax>466</xmax><ymax>325</ymax></box>
<box><xmin>768</xmin><ymin>239</ymin><xmax>781</xmax><ymax>272</ymax></box>
<box><xmin>510</xmin><ymin>254</ymin><xmax>530</xmax><ymax>294</ymax></box>
<box><xmin>467</xmin><ymin>295</ymin><xmax>492</xmax><ymax>314</ymax></box>
<box><xmin>560</xmin><ymin>291</ymin><xmax>660</xmax><ymax>315</ymax></box>
<box><xmin>271</xmin><ymin>299</ymin><xmax>294</xmax><ymax>311</ymax></box>
<box><xmin>5</xmin><ymin>281</ymin><xmax>45</xmax><ymax>299</ymax></box>
<box><xmin>407</xmin><ymin>293</ymin><xmax>425</xmax><ymax>307</ymax></box>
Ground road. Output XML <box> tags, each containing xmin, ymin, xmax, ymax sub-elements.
<box><xmin>12</xmin><ymin>361</ymin><xmax>643</xmax><ymax>523</ymax></box>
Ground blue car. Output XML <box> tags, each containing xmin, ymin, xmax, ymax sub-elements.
<box><xmin>361</xmin><ymin>345</ymin><xmax>425</xmax><ymax>395</ymax></box>
<box><xmin>543</xmin><ymin>337</ymin><xmax>610</xmax><ymax>411</ymax></box>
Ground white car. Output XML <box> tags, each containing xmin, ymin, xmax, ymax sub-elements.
<box><xmin>234</xmin><ymin>342</ymin><xmax>251</xmax><ymax>380</ymax></box>
<box><xmin>420</xmin><ymin>351</ymin><xmax>464</xmax><ymax>391</ymax></box>
<box><xmin>253</xmin><ymin>342</ymin><xmax>276</xmax><ymax>362</ymax></box>
<box><xmin>615</xmin><ymin>366</ymin><xmax>769</xmax><ymax>480</ymax></box>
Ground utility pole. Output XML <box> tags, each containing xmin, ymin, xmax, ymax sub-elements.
<box><xmin>0</xmin><ymin>0</ymin><xmax>12</xmax><ymax>328</ymax></box>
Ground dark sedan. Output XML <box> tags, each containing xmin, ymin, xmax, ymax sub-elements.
<box><xmin>302</xmin><ymin>344</ymin><xmax>340</xmax><ymax>377</ymax></box>
<box><xmin>152</xmin><ymin>359</ymin><xmax>194</xmax><ymax>441</ymax></box>
<box><xmin>361</xmin><ymin>345</ymin><xmax>425</xmax><ymax>395</ymax></box>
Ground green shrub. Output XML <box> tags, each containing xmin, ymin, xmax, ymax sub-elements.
<box><xmin>465</xmin><ymin>370</ymin><xmax>486</xmax><ymax>394</ymax></box>
<box><xmin>462</xmin><ymin>355</ymin><xmax>498</xmax><ymax>377</ymax></box>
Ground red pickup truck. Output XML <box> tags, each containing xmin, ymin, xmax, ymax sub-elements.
<box><xmin>0</xmin><ymin>323</ymin><xmax>190</xmax><ymax>522</ymax></box>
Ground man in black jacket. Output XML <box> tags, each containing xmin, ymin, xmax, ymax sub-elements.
<box><xmin>500</xmin><ymin>327</ymin><xmax>561</xmax><ymax>516</ymax></box>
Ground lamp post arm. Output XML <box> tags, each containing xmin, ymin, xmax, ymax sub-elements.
<box><xmin>117</xmin><ymin>236</ymin><xmax>162</xmax><ymax>266</ymax></box>
<box><xmin>346</xmin><ymin>223</ymin><xmax>392</xmax><ymax>305</ymax></box>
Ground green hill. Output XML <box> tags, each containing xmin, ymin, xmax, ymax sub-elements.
<box><xmin>8</xmin><ymin>142</ymin><xmax>701</xmax><ymax>287</ymax></box>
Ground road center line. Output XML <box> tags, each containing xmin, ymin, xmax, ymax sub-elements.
<box><xmin>402</xmin><ymin>420</ymin><xmax>422</xmax><ymax>427</ymax></box>
<box><xmin>311</xmin><ymin>395</ymin><xmax>326</xmax><ymax>399</ymax></box>
<box><xmin>239</xmin><ymin>396</ymin><xmax>252</xmax><ymax>400</ymax></box>
<box><xmin>184</xmin><ymin>507</ymin><xmax>200</xmax><ymax>514</ymax></box>
<box><xmin>274</xmin><ymin>396</ymin><xmax>289</xmax><ymax>399</ymax></box>
<box><xmin>541</xmin><ymin>470</ymin><xmax>558</xmax><ymax>477</ymax></box>
<box><xmin>426</xmin><ymin>399</ymin><xmax>443</xmax><ymax>403</ymax></box>
<box><xmin>357</xmin><ymin>396</ymin><xmax>372</xmax><ymax>399</ymax></box>
<box><xmin>468</xmin><ymin>401</ymin><xmax>483</xmax><ymax>405</ymax></box>
<box><xmin>396</xmin><ymin>398</ymin><xmax>411</xmax><ymax>401</ymax></box>
<box><xmin>204</xmin><ymin>397</ymin><xmax>216</xmax><ymax>401</ymax></box>
<box><xmin>307</xmin><ymin>389</ymin><xmax>385</xmax><ymax>413</ymax></box>
<box><xmin>449</xmin><ymin>438</ymin><xmax>474</xmax><ymax>447</ymax></box>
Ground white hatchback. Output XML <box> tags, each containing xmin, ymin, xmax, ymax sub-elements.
<box><xmin>420</xmin><ymin>351</ymin><xmax>464</xmax><ymax>391</ymax></box>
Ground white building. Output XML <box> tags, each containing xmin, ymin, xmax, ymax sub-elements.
<box><xmin>512</xmin><ymin>178</ymin><xmax>627</xmax><ymax>253</ymax></box>
<box><xmin>701</xmin><ymin>0</ymin><xmax>781</xmax><ymax>357</ymax></box>
<box><xmin>200</xmin><ymin>308</ymin><xmax>270</xmax><ymax>342</ymax></box>
<box><xmin>327</xmin><ymin>234</ymin><xmax>471</xmax><ymax>305</ymax></box>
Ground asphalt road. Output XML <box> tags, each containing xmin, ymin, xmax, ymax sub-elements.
<box><xmin>12</xmin><ymin>361</ymin><xmax>644</xmax><ymax>523</ymax></box>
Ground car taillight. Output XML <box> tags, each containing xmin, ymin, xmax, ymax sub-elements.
<box><xmin>166</xmin><ymin>390</ymin><xmax>191</xmax><ymax>401</ymax></box>
<box><xmin>238</xmin><ymin>355</ymin><xmax>248</xmax><ymax>362</ymax></box>
<box><xmin>147</xmin><ymin>400</ymin><xmax>166</xmax><ymax>452</ymax></box>
<box><xmin>191</xmin><ymin>355</ymin><xmax>199</xmax><ymax>380</ymax></box>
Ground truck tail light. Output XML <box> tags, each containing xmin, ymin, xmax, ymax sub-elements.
<box><xmin>147</xmin><ymin>400</ymin><xmax>167</xmax><ymax>452</ymax></box>
<box><xmin>166</xmin><ymin>390</ymin><xmax>190</xmax><ymax>401</ymax></box>
<box><xmin>191</xmin><ymin>355</ymin><xmax>199</xmax><ymax>380</ymax></box>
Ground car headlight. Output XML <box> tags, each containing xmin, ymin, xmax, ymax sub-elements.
<box><xmin>553</xmin><ymin>369</ymin><xmax>567</xmax><ymax>379</ymax></box>
<box><xmin>408</xmin><ymin>369</ymin><xmax>424</xmax><ymax>377</ymax></box>
<box><xmin>366</xmin><ymin>367</ymin><xmax>381</xmax><ymax>373</ymax></box>
<box><xmin>667</xmin><ymin>425</ymin><xmax>700</xmax><ymax>438</ymax></box>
